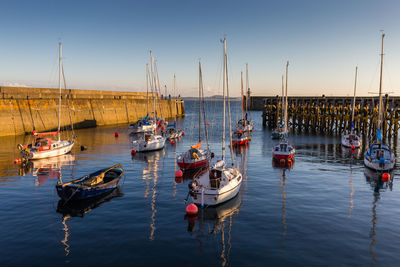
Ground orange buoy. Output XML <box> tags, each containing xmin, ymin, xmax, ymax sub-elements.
<box><xmin>181</xmin><ymin>131</ymin><xmax>185</xmax><ymax>136</ymax></box>
<box><xmin>171</xmin><ymin>140</ymin><xmax>175</xmax><ymax>145</ymax></box>
<box><xmin>186</xmin><ymin>204</ymin><xmax>198</xmax><ymax>216</ymax></box>
<box><xmin>175</xmin><ymin>169</ymin><xmax>183</xmax><ymax>178</ymax></box>
<box><xmin>206</xmin><ymin>122</ymin><xmax>210</xmax><ymax>125</ymax></box>
<box><xmin>382</xmin><ymin>172</ymin><xmax>390</xmax><ymax>182</ymax></box>
<box><xmin>131</xmin><ymin>150</ymin><xmax>136</xmax><ymax>156</ymax></box>
<box><xmin>114</xmin><ymin>132</ymin><xmax>119</xmax><ymax>137</ymax></box>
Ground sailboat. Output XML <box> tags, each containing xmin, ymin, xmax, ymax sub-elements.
<box><xmin>18</xmin><ymin>42</ymin><xmax>75</xmax><ymax>160</ymax></box>
<box><xmin>272</xmin><ymin>61</ymin><xmax>295</xmax><ymax>165</ymax></box>
<box><xmin>132</xmin><ymin>51</ymin><xmax>166</xmax><ymax>152</ymax></box>
<box><xmin>364</xmin><ymin>33</ymin><xmax>395</xmax><ymax>171</ymax></box>
<box><xmin>342</xmin><ymin>66</ymin><xmax>362</xmax><ymax>148</ymax></box>
<box><xmin>188</xmin><ymin>38</ymin><xmax>242</xmax><ymax>207</ymax></box>
<box><xmin>232</xmin><ymin>71</ymin><xmax>251</xmax><ymax>146</ymax></box>
<box><xmin>177</xmin><ymin>61</ymin><xmax>212</xmax><ymax>170</ymax></box>
<box><xmin>129</xmin><ymin>64</ymin><xmax>157</xmax><ymax>134</ymax></box>
<box><xmin>272</xmin><ymin>74</ymin><xmax>289</xmax><ymax>139</ymax></box>
<box><xmin>235</xmin><ymin>63</ymin><xmax>254</xmax><ymax>133</ymax></box>
<box><xmin>164</xmin><ymin>74</ymin><xmax>183</xmax><ymax>140</ymax></box>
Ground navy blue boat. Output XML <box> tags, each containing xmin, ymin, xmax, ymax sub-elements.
<box><xmin>56</xmin><ymin>164</ymin><xmax>124</xmax><ymax>201</ymax></box>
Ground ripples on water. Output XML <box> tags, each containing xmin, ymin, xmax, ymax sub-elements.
<box><xmin>1</xmin><ymin>100</ymin><xmax>400</xmax><ymax>266</ymax></box>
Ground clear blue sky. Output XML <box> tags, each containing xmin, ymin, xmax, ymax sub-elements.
<box><xmin>0</xmin><ymin>0</ymin><xmax>399</xmax><ymax>97</ymax></box>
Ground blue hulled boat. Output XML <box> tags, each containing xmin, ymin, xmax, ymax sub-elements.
<box><xmin>56</xmin><ymin>164</ymin><xmax>124</xmax><ymax>201</ymax></box>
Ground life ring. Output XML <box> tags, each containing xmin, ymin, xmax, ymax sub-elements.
<box><xmin>17</xmin><ymin>144</ymin><xmax>23</xmax><ymax>150</ymax></box>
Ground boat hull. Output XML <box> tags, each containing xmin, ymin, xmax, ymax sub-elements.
<box><xmin>341</xmin><ymin>134</ymin><xmax>361</xmax><ymax>148</ymax></box>
<box><xmin>22</xmin><ymin>141</ymin><xmax>74</xmax><ymax>160</ymax></box>
<box><xmin>177</xmin><ymin>157</ymin><xmax>210</xmax><ymax>170</ymax></box>
<box><xmin>191</xmin><ymin>179</ymin><xmax>241</xmax><ymax>206</ymax></box>
<box><xmin>363</xmin><ymin>157</ymin><xmax>394</xmax><ymax>171</ymax></box>
<box><xmin>132</xmin><ymin>137</ymin><xmax>166</xmax><ymax>152</ymax></box>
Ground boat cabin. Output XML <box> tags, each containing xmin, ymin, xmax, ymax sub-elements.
<box><xmin>34</xmin><ymin>138</ymin><xmax>52</xmax><ymax>151</ymax></box>
<box><xmin>209</xmin><ymin>169</ymin><xmax>222</xmax><ymax>188</ymax></box>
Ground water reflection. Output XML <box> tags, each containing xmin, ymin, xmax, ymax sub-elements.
<box><xmin>19</xmin><ymin>154</ymin><xmax>75</xmax><ymax>186</ymax></box>
<box><xmin>133</xmin><ymin>150</ymin><xmax>165</xmax><ymax>241</ymax></box>
<box><xmin>187</xmin><ymin>194</ymin><xmax>242</xmax><ymax>267</ymax></box>
<box><xmin>280</xmin><ymin>169</ymin><xmax>287</xmax><ymax>254</ymax></box>
<box><xmin>364</xmin><ymin>169</ymin><xmax>394</xmax><ymax>266</ymax></box>
<box><xmin>57</xmin><ymin>187</ymin><xmax>123</xmax><ymax>257</ymax></box>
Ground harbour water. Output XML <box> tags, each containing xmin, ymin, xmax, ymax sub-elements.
<box><xmin>1</xmin><ymin>100</ymin><xmax>400</xmax><ymax>266</ymax></box>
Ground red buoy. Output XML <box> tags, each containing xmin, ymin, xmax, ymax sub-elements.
<box><xmin>114</xmin><ymin>132</ymin><xmax>119</xmax><ymax>137</ymax></box>
<box><xmin>186</xmin><ymin>204</ymin><xmax>198</xmax><ymax>216</ymax></box>
<box><xmin>351</xmin><ymin>145</ymin><xmax>356</xmax><ymax>153</ymax></box>
<box><xmin>181</xmin><ymin>131</ymin><xmax>185</xmax><ymax>136</ymax></box>
<box><xmin>175</xmin><ymin>169</ymin><xmax>183</xmax><ymax>178</ymax></box>
<box><xmin>382</xmin><ymin>172</ymin><xmax>390</xmax><ymax>182</ymax></box>
<box><xmin>131</xmin><ymin>150</ymin><xmax>136</xmax><ymax>156</ymax></box>
<box><xmin>206</xmin><ymin>122</ymin><xmax>210</xmax><ymax>125</ymax></box>
<box><xmin>171</xmin><ymin>140</ymin><xmax>175</xmax><ymax>145</ymax></box>
<box><xmin>175</xmin><ymin>177</ymin><xmax>183</xmax><ymax>183</ymax></box>
<box><xmin>14</xmin><ymin>158</ymin><xmax>21</xmax><ymax>164</ymax></box>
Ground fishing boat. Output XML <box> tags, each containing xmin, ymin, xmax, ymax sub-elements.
<box><xmin>364</xmin><ymin>33</ymin><xmax>395</xmax><ymax>172</ymax></box>
<box><xmin>342</xmin><ymin>66</ymin><xmax>362</xmax><ymax>148</ymax></box>
<box><xmin>132</xmin><ymin>52</ymin><xmax>166</xmax><ymax>152</ymax></box>
<box><xmin>232</xmin><ymin>71</ymin><xmax>251</xmax><ymax>146</ymax></box>
<box><xmin>272</xmin><ymin>61</ymin><xmax>295</xmax><ymax>164</ymax></box>
<box><xmin>188</xmin><ymin>38</ymin><xmax>242</xmax><ymax>207</ymax></box>
<box><xmin>56</xmin><ymin>164</ymin><xmax>124</xmax><ymax>201</ymax></box>
<box><xmin>164</xmin><ymin>75</ymin><xmax>183</xmax><ymax>140</ymax></box>
<box><xmin>177</xmin><ymin>61</ymin><xmax>211</xmax><ymax>170</ymax></box>
<box><xmin>235</xmin><ymin>64</ymin><xmax>254</xmax><ymax>132</ymax></box>
<box><xmin>18</xmin><ymin>43</ymin><xmax>75</xmax><ymax>160</ymax></box>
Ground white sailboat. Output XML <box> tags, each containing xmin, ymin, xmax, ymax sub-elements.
<box><xmin>129</xmin><ymin>63</ymin><xmax>157</xmax><ymax>134</ymax></box>
<box><xmin>18</xmin><ymin>42</ymin><xmax>74</xmax><ymax>160</ymax></box>
<box><xmin>342</xmin><ymin>66</ymin><xmax>361</xmax><ymax>148</ymax></box>
<box><xmin>232</xmin><ymin>71</ymin><xmax>251</xmax><ymax>146</ymax></box>
<box><xmin>272</xmin><ymin>74</ymin><xmax>289</xmax><ymax>139</ymax></box>
<box><xmin>364</xmin><ymin>33</ymin><xmax>395</xmax><ymax>171</ymax></box>
<box><xmin>132</xmin><ymin>51</ymin><xmax>166</xmax><ymax>152</ymax></box>
<box><xmin>164</xmin><ymin>74</ymin><xmax>183</xmax><ymax>140</ymax></box>
<box><xmin>188</xmin><ymin>38</ymin><xmax>242</xmax><ymax>207</ymax></box>
<box><xmin>235</xmin><ymin>64</ymin><xmax>254</xmax><ymax>133</ymax></box>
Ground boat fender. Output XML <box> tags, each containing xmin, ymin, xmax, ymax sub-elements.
<box><xmin>17</xmin><ymin>144</ymin><xmax>23</xmax><ymax>150</ymax></box>
<box><xmin>192</xmin><ymin>152</ymin><xmax>199</xmax><ymax>159</ymax></box>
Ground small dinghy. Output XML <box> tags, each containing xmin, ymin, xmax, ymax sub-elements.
<box><xmin>56</xmin><ymin>164</ymin><xmax>124</xmax><ymax>201</ymax></box>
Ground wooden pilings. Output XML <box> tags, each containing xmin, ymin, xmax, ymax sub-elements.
<box><xmin>259</xmin><ymin>96</ymin><xmax>400</xmax><ymax>139</ymax></box>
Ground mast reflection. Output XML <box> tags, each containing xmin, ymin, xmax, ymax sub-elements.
<box><xmin>133</xmin><ymin>150</ymin><xmax>165</xmax><ymax>241</ymax></box>
<box><xmin>364</xmin><ymin>169</ymin><xmax>394</xmax><ymax>266</ymax></box>
<box><xmin>280</xmin><ymin>169</ymin><xmax>287</xmax><ymax>254</ymax></box>
<box><xmin>57</xmin><ymin>187</ymin><xmax>123</xmax><ymax>257</ymax></box>
<box><xmin>186</xmin><ymin>194</ymin><xmax>242</xmax><ymax>267</ymax></box>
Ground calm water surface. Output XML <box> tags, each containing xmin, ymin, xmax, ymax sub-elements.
<box><xmin>1</xmin><ymin>100</ymin><xmax>400</xmax><ymax>266</ymax></box>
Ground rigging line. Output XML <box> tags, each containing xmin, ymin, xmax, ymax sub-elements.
<box><xmin>61</xmin><ymin>64</ymin><xmax>75</xmax><ymax>138</ymax></box>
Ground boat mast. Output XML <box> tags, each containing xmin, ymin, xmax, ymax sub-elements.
<box><xmin>284</xmin><ymin>61</ymin><xmax>289</xmax><ymax>133</ymax></box>
<box><xmin>245</xmin><ymin>63</ymin><xmax>249</xmax><ymax>121</ymax></box>
<box><xmin>377</xmin><ymin>33</ymin><xmax>385</xmax><ymax>142</ymax></box>
<box><xmin>281</xmin><ymin>75</ymin><xmax>284</xmax><ymax>124</ymax></box>
<box><xmin>241</xmin><ymin>71</ymin><xmax>244</xmax><ymax>123</ymax></box>
<box><xmin>225</xmin><ymin>39</ymin><xmax>235</xmax><ymax>166</ymax></box>
<box><xmin>351</xmin><ymin>66</ymin><xmax>358</xmax><ymax>133</ymax></box>
<box><xmin>150</xmin><ymin>51</ymin><xmax>157</xmax><ymax>132</ymax></box>
<box><xmin>146</xmin><ymin>64</ymin><xmax>149</xmax><ymax>116</ymax></box>
<box><xmin>58</xmin><ymin>42</ymin><xmax>62</xmax><ymax>141</ymax></box>
<box><xmin>174</xmin><ymin>74</ymin><xmax>177</xmax><ymax>127</ymax></box>
<box><xmin>198</xmin><ymin>61</ymin><xmax>203</xmax><ymax>144</ymax></box>
<box><xmin>222</xmin><ymin>38</ymin><xmax>226</xmax><ymax>160</ymax></box>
